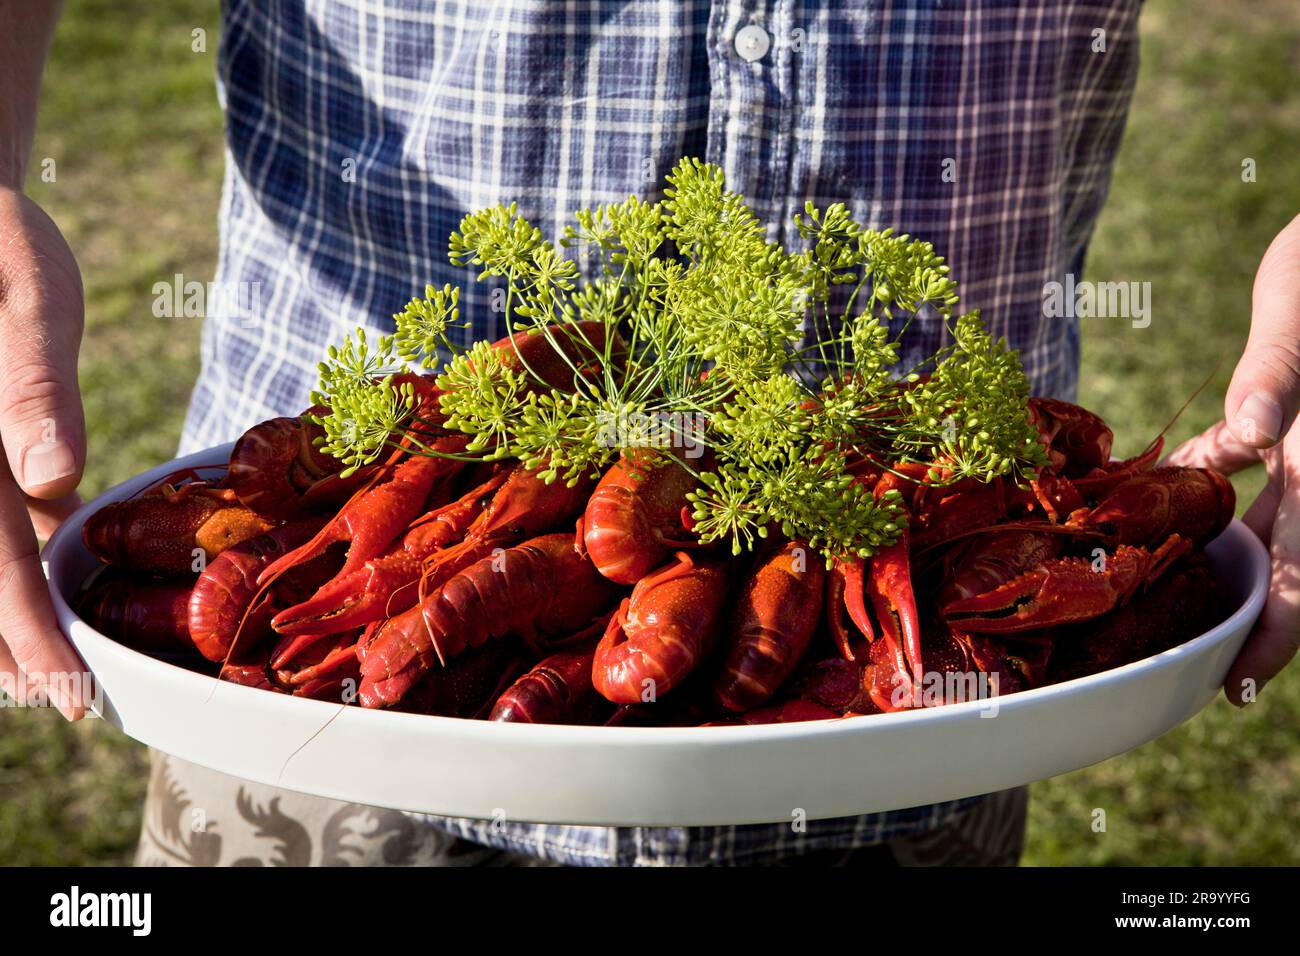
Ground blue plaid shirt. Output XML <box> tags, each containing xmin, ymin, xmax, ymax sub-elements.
<box><xmin>180</xmin><ymin>0</ymin><xmax>1141</xmax><ymax>865</ymax></box>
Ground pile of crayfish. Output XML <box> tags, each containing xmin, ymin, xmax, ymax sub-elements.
<box><xmin>77</xmin><ymin>330</ymin><xmax>1234</xmax><ymax>726</ymax></box>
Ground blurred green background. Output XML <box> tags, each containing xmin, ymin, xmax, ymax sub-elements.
<box><xmin>2</xmin><ymin>0</ymin><xmax>1296</xmax><ymax>865</ymax></box>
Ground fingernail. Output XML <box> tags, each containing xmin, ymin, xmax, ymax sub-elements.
<box><xmin>44</xmin><ymin>674</ymin><xmax>85</xmax><ymax>721</ymax></box>
<box><xmin>20</xmin><ymin>438</ymin><xmax>76</xmax><ymax>487</ymax></box>
<box><xmin>1234</xmin><ymin>392</ymin><xmax>1283</xmax><ymax>445</ymax></box>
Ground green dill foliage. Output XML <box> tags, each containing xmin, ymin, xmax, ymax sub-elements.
<box><xmin>310</xmin><ymin>330</ymin><xmax>413</xmax><ymax>475</ymax></box>
<box><xmin>310</xmin><ymin>158</ymin><xmax>1045</xmax><ymax>561</ymax></box>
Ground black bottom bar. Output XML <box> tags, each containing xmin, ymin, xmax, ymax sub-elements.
<box><xmin>0</xmin><ymin>865</ymin><xmax>1287</xmax><ymax>941</ymax></box>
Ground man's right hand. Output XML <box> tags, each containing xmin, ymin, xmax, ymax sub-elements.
<box><xmin>0</xmin><ymin>184</ymin><xmax>88</xmax><ymax>718</ymax></box>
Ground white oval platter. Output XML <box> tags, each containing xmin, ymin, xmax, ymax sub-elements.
<box><xmin>43</xmin><ymin>443</ymin><xmax>1269</xmax><ymax>826</ymax></box>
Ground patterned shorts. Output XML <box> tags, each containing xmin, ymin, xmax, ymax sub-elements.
<box><xmin>134</xmin><ymin>751</ymin><xmax>1028</xmax><ymax>867</ymax></box>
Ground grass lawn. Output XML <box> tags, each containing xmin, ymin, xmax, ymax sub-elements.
<box><xmin>1</xmin><ymin>0</ymin><xmax>218</xmax><ymax>865</ymax></box>
<box><xmin>1</xmin><ymin>0</ymin><xmax>1296</xmax><ymax>865</ymax></box>
<box><xmin>1028</xmin><ymin>0</ymin><xmax>1300</xmax><ymax>865</ymax></box>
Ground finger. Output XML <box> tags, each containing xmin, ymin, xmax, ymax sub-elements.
<box><xmin>1224</xmin><ymin>429</ymin><xmax>1300</xmax><ymax>705</ymax></box>
<box><xmin>1224</xmin><ymin>213</ymin><xmax>1300</xmax><ymax>448</ymax></box>
<box><xmin>0</xmin><ymin>459</ymin><xmax>86</xmax><ymax>719</ymax></box>
<box><xmin>1241</xmin><ymin>478</ymin><xmax>1282</xmax><ymax>546</ymax></box>
<box><xmin>1225</xmin><ymin>555</ymin><xmax>1300</xmax><ymax>705</ymax></box>
<box><xmin>1164</xmin><ymin>420</ymin><xmax>1261</xmax><ymax>474</ymax></box>
<box><xmin>28</xmin><ymin>490</ymin><xmax>80</xmax><ymax>540</ymax></box>
<box><xmin>0</xmin><ymin>637</ymin><xmax>17</xmax><ymax>688</ymax></box>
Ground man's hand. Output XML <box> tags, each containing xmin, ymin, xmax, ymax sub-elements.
<box><xmin>0</xmin><ymin>185</ymin><xmax>88</xmax><ymax>718</ymax></box>
<box><xmin>1167</xmin><ymin>212</ymin><xmax>1300</xmax><ymax>706</ymax></box>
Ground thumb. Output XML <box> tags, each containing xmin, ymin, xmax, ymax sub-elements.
<box><xmin>1225</xmin><ymin>213</ymin><xmax>1300</xmax><ymax>449</ymax></box>
<box><xmin>0</xmin><ymin>191</ymin><xmax>87</xmax><ymax>499</ymax></box>
<box><xmin>0</xmin><ymin>341</ymin><xmax>86</xmax><ymax>499</ymax></box>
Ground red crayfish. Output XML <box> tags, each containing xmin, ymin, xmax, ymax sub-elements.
<box><xmin>79</xmin><ymin>380</ymin><xmax>1235</xmax><ymax>725</ymax></box>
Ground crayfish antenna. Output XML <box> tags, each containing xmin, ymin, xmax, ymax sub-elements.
<box><xmin>1154</xmin><ymin>362</ymin><xmax>1221</xmax><ymax>452</ymax></box>
<box><xmin>202</xmin><ymin>580</ymin><xmax>277</xmax><ymax>706</ymax></box>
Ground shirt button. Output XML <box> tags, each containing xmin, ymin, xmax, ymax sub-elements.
<box><xmin>734</xmin><ymin>24</ymin><xmax>771</xmax><ymax>62</ymax></box>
